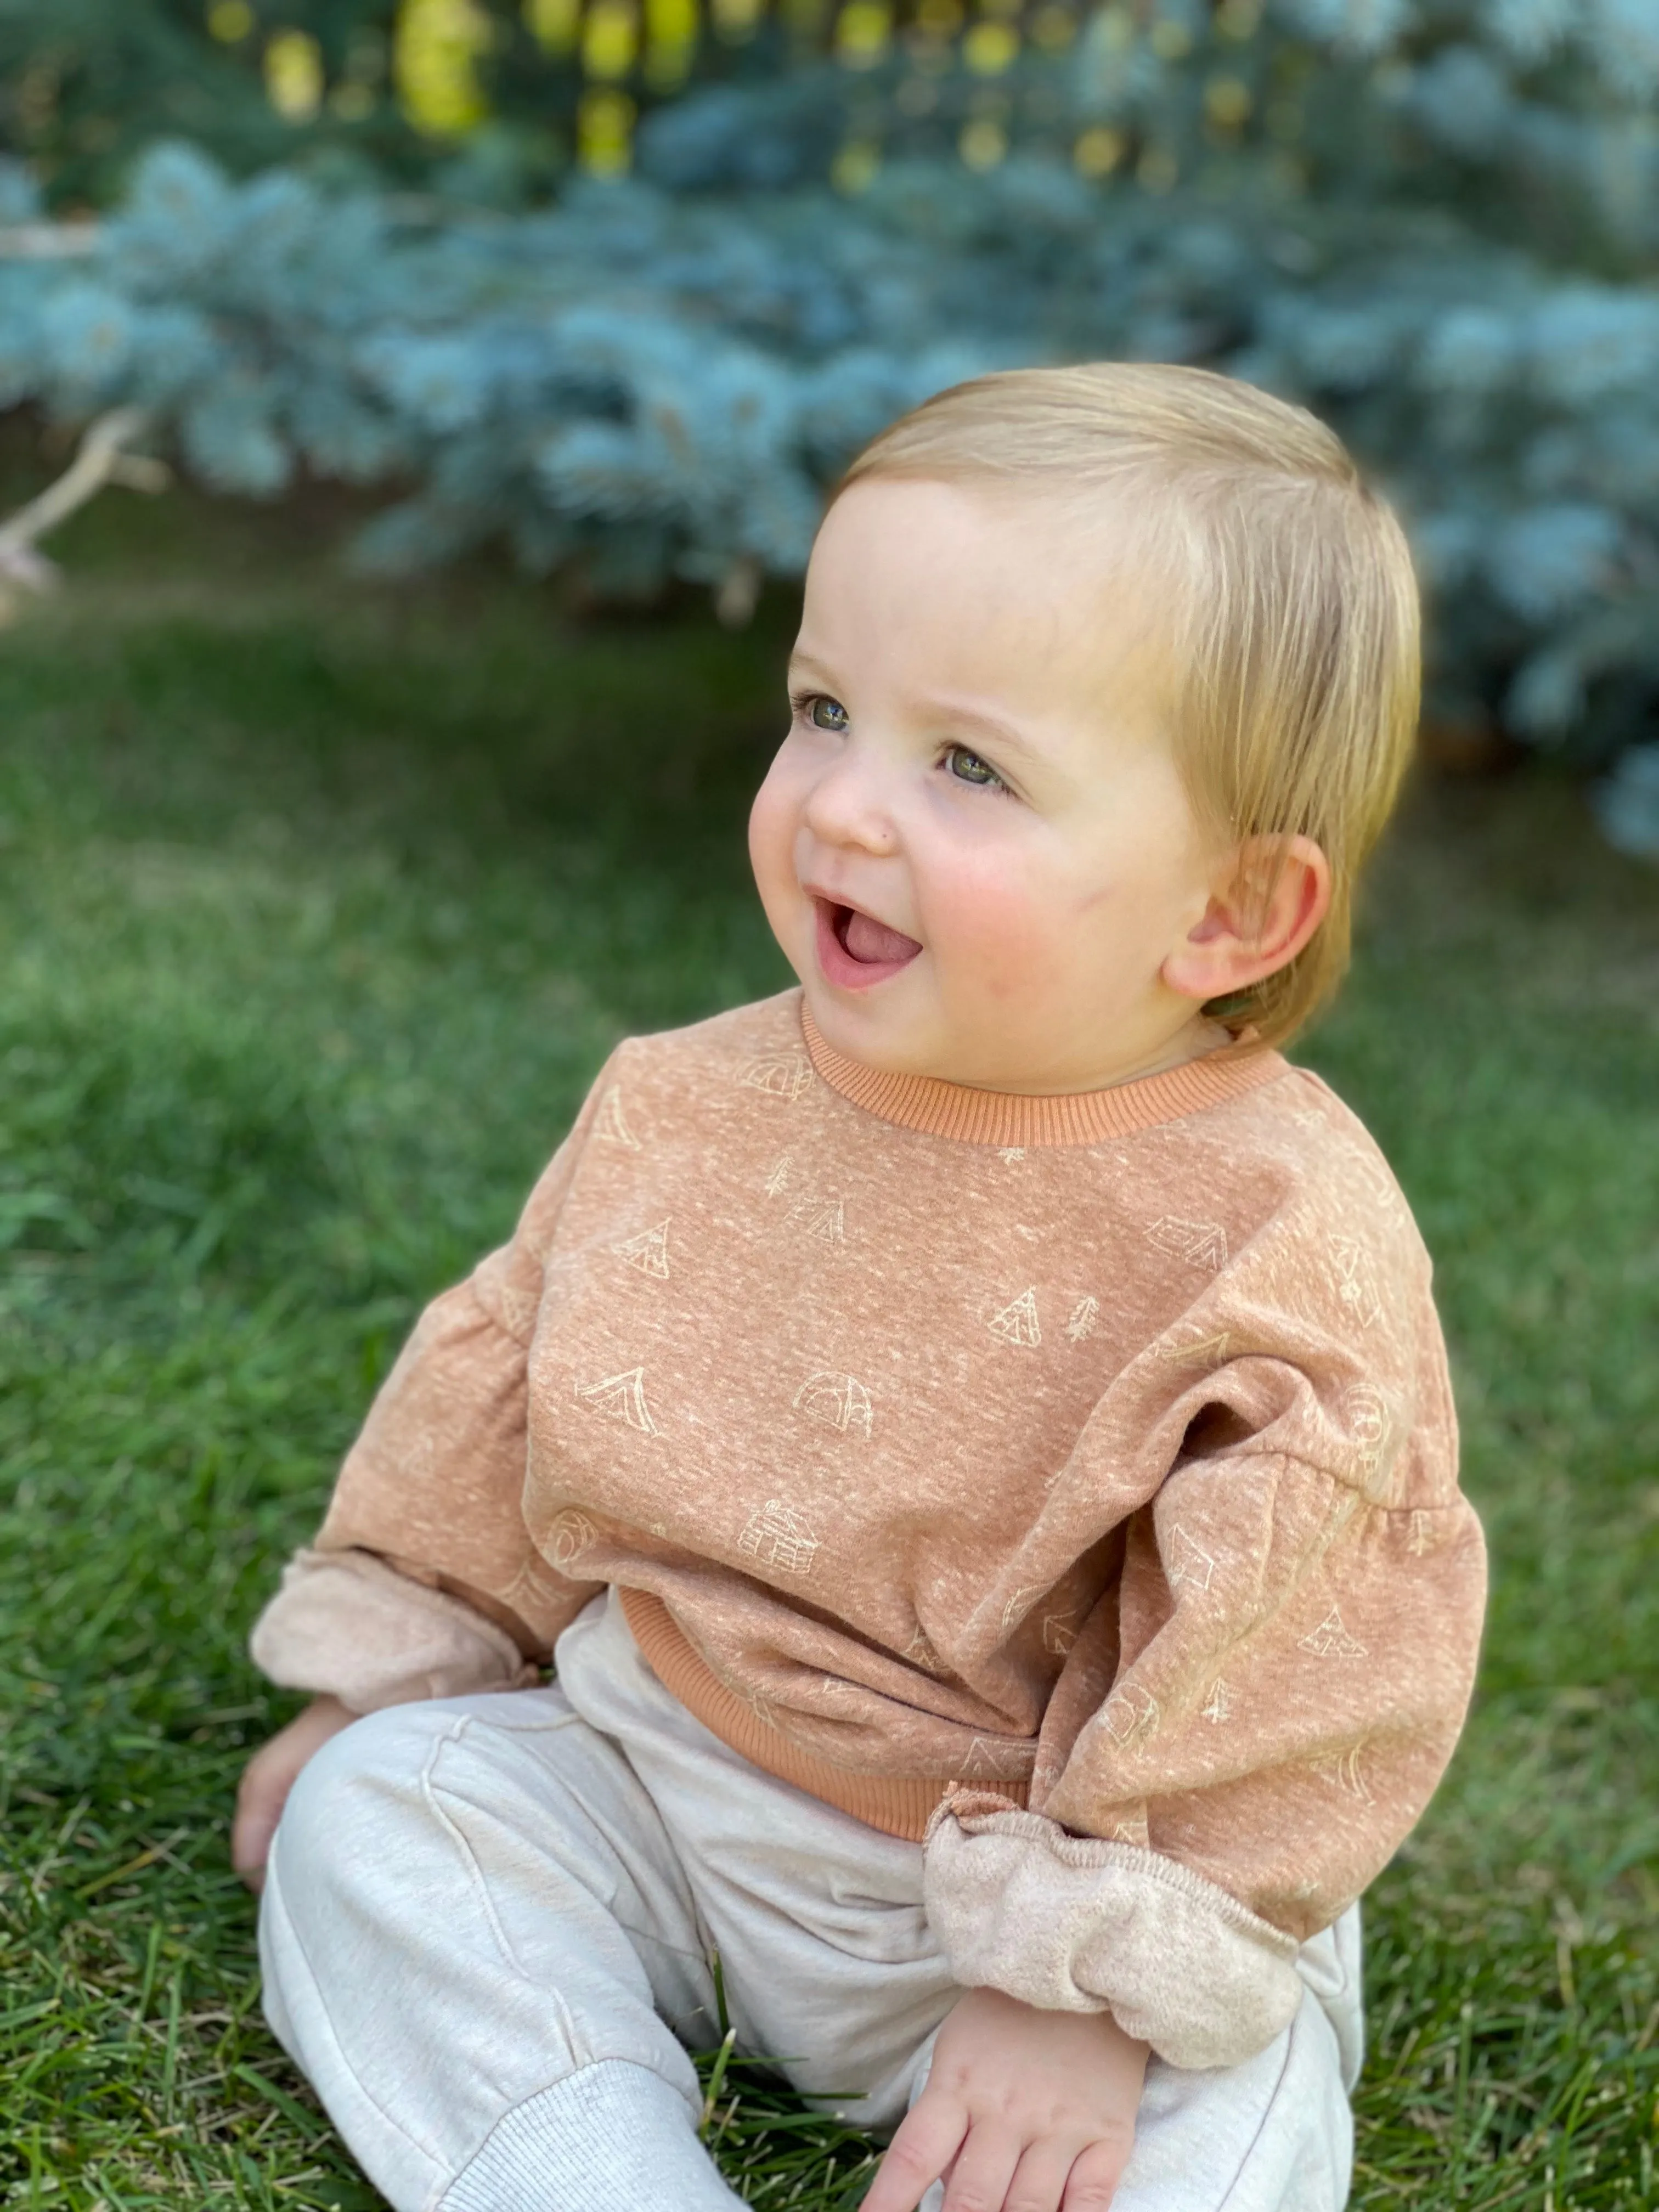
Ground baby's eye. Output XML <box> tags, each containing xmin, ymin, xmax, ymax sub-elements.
<box><xmin>943</xmin><ymin>744</ymin><xmax>1006</xmax><ymax>791</ymax></box>
<box><xmin>804</xmin><ymin>695</ymin><xmax>849</xmax><ymax>732</ymax></box>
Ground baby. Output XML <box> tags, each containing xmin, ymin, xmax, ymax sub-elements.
<box><xmin>234</xmin><ymin>364</ymin><xmax>1486</xmax><ymax>2212</ymax></box>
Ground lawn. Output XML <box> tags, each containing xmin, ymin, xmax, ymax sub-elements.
<box><xmin>1</xmin><ymin>477</ymin><xmax>1656</xmax><ymax>2210</ymax></box>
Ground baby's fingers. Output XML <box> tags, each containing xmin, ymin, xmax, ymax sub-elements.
<box><xmin>861</xmin><ymin>2096</ymin><xmax>968</xmax><ymax>2212</ymax></box>
<box><xmin>1058</xmin><ymin>2133</ymin><xmax>1134</xmax><ymax>2210</ymax></box>
<box><xmin>938</xmin><ymin>2123</ymin><xmax>1022</xmax><ymax>2212</ymax></box>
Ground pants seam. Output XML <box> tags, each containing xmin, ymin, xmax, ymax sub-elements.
<box><xmin>421</xmin><ymin>1713</ymin><xmax>543</xmax><ymax>1985</ymax></box>
<box><xmin>1210</xmin><ymin>2021</ymin><xmax>1300</xmax><ymax>2212</ymax></box>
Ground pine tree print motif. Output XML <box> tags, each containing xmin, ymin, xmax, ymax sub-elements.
<box><xmin>1297</xmin><ymin>1605</ymin><xmax>1367</xmax><ymax>1659</ymax></box>
<box><xmin>737</xmin><ymin>1498</ymin><xmax>820</xmax><ymax>1576</ymax></box>
<box><xmin>793</xmin><ymin>1370</ymin><xmax>874</xmax><ymax>1437</ymax></box>
<box><xmin>574</xmin><ymin>1366</ymin><xmax>658</xmax><ymax>1435</ymax></box>
<box><xmin>764</xmin><ymin>1153</ymin><xmax>792</xmax><ymax>1198</ymax></box>
<box><xmin>593</xmin><ymin>1088</ymin><xmax>642</xmax><ymax>1150</ymax></box>
<box><xmin>612</xmin><ymin>1220</ymin><xmax>670</xmax><ymax>1277</ymax></box>
<box><xmin>1157</xmin><ymin>1327</ymin><xmax>1233</xmax><ymax>1368</ymax></box>
<box><xmin>1065</xmin><ymin>1296</ymin><xmax>1099</xmax><ymax>1342</ymax></box>
<box><xmin>988</xmin><ymin>1289</ymin><xmax>1041</xmax><ymax>1347</ymax></box>
<box><xmin>1200</xmin><ymin>1679</ymin><xmax>1232</xmax><ymax>1724</ymax></box>
<box><xmin>1407</xmin><ymin>1509</ymin><xmax>1440</xmax><ymax>1556</ymax></box>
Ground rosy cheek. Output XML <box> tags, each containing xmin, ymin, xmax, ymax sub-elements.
<box><xmin>922</xmin><ymin>855</ymin><xmax>1054</xmax><ymax>1004</ymax></box>
<box><xmin>748</xmin><ymin>755</ymin><xmax>797</xmax><ymax>883</ymax></box>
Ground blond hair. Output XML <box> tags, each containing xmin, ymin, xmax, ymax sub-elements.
<box><xmin>836</xmin><ymin>363</ymin><xmax>1420</xmax><ymax>1048</ymax></box>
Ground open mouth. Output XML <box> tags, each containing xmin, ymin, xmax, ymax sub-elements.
<box><xmin>813</xmin><ymin>898</ymin><xmax>922</xmax><ymax>990</ymax></box>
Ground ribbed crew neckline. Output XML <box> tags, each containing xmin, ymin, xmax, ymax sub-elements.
<box><xmin>799</xmin><ymin>1000</ymin><xmax>1286</xmax><ymax>1149</ymax></box>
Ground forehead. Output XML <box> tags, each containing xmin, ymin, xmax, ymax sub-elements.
<box><xmin>799</xmin><ymin>477</ymin><xmax>1175</xmax><ymax>712</ymax></box>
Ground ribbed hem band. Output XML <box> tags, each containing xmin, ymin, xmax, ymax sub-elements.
<box><xmin>620</xmin><ymin>1587</ymin><xmax>1029</xmax><ymax>1841</ymax></box>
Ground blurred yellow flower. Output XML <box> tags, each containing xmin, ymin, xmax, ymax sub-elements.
<box><xmin>396</xmin><ymin>0</ymin><xmax>492</xmax><ymax>135</ymax></box>
<box><xmin>579</xmin><ymin>86</ymin><xmax>636</xmax><ymax>171</ymax></box>
<box><xmin>831</xmin><ymin>138</ymin><xmax>882</xmax><ymax>191</ymax></box>
<box><xmin>836</xmin><ymin>2</ymin><xmax>892</xmax><ymax>69</ymax></box>
<box><xmin>963</xmin><ymin>20</ymin><xmax>1018</xmax><ymax>75</ymax></box>
<box><xmin>959</xmin><ymin>116</ymin><xmax>1007</xmax><ymax>167</ymax></box>
<box><xmin>526</xmin><ymin>0</ymin><xmax>582</xmax><ymax>53</ymax></box>
<box><xmin>266</xmin><ymin>31</ymin><xmax>324</xmax><ymax>121</ymax></box>
<box><xmin>207</xmin><ymin>1</ymin><xmax>256</xmax><ymax>43</ymax></box>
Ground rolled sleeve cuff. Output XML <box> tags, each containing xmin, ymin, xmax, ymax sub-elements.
<box><xmin>921</xmin><ymin>1791</ymin><xmax>1305</xmax><ymax>2070</ymax></box>
<box><xmin>249</xmin><ymin>1547</ymin><xmax>538</xmax><ymax>1714</ymax></box>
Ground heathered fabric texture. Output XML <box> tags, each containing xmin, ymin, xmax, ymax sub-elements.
<box><xmin>253</xmin><ymin>988</ymin><xmax>1484</xmax><ymax>1990</ymax></box>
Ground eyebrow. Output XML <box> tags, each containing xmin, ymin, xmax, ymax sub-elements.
<box><xmin>787</xmin><ymin>651</ymin><xmax>1046</xmax><ymax>765</ymax></box>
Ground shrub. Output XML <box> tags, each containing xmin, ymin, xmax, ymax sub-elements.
<box><xmin>1</xmin><ymin>0</ymin><xmax>1656</xmax><ymax>843</ymax></box>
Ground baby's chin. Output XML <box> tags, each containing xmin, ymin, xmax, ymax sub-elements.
<box><xmin>802</xmin><ymin>979</ymin><xmax>1013</xmax><ymax>1089</ymax></box>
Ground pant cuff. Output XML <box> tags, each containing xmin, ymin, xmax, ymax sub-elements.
<box><xmin>438</xmin><ymin>2057</ymin><xmax>744</xmax><ymax>2212</ymax></box>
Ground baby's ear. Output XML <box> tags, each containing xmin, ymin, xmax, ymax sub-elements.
<box><xmin>1162</xmin><ymin>834</ymin><xmax>1331</xmax><ymax>1005</ymax></box>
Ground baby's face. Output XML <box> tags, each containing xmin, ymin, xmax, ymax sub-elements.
<box><xmin>748</xmin><ymin>477</ymin><xmax>1226</xmax><ymax>1095</ymax></box>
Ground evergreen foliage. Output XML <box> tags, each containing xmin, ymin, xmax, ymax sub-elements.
<box><xmin>1</xmin><ymin>0</ymin><xmax>1656</xmax><ymax>842</ymax></box>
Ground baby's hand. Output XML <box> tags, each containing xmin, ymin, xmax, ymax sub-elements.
<box><xmin>232</xmin><ymin>1695</ymin><xmax>357</xmax><ymax>1893</ymax></box>
<box><xmin>863</xmin><ymin>1987</ymin><xmax>1148</xmax><ymax>2212</ymax></box>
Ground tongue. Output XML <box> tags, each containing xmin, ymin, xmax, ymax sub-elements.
<box><xmin>844</xmin><ymin>909</ymin><xmax>921</xmax><ymax>964</ymax></box>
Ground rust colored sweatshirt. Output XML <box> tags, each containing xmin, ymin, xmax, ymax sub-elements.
<box><xmin>252</xmin><ymin>989</ymin><xmax>1485</xmax><ymax>2068</ymax></box>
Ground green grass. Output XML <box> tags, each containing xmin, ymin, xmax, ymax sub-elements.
<box><xmin>1</xmin><ymin>482</ymin><xmax>1657</xmax><ymax>2209</ymax></box>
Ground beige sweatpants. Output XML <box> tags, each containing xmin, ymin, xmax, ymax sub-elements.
<box><xmin>260</xmin><ymin>1589</ymin><xmax>1363</xmax><ymax>2212</ymax></box>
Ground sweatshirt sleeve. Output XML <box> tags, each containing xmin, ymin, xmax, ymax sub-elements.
<box><xmin>248</xmin><ymin>1057</ymin><xmax>619</xmax><ymax>1711</ymax></box>
<box><xmin>922</xmin><ymin>1211</ymin><xmax>1486</xmax><ymax>2070</ymax></box>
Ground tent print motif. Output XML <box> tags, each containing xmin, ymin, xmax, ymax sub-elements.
<box><xmin>1000</xmin><ymin>1582</ymin><xmax>1044</xmax><ymax>1632</ymax></box>
<box><xmin>786</xmin><ymin>1195</ymin><xmax>844</xmax><ymax>1246</ymax></box>
<box><xmin>988</xmin><ymin>1289</ymin><xmax>1041</xmax><ymax>1347</ymax></box>
<box><xmin>1166</xmin><ymin>1525</ymin><xmax>1217</xmax><ymax>1593</ymax></box>
<box><xmin>738</xmin><ymin>1051</ymin><xmax>814</xmax><ymax>1103</ymax></box>
<box><xmin>1297</xmin><ymin>1605</ymin><xmax>1367</xmax><ymax>1660</ymax></box>
<box><xmin>793</xmin><ymin>1370</ymin><xmax>874</xmax><ymax>1438</ymax></box>
<box><xmin>737</xmin><ymin>1498</ymin><xmax>821</xmax><ymax>1576</ymax></box>
<box><xmin>574</xmin><ymin>1365</ymin><xmax>658</xmax><ymax>1435</ymax></box>
<box><xmin>594</xmin><ymin>1088</ymin><xmax>641</xmax><ymax>1151</ymax></box>
<box><xmin>1102</xmin><ymin>1681</ymin><xmax>1160</xmax><ymax>1745</ymax></box>
<box><xmin>1146</xmin><ymin>1216</ymin><xmax>1229</xmax><ymax>1270</ymax></box>
<box><xmin>613</xmin><ymin>1220</ymin><xmax>670</xmax><ymax>1278</ymax></box>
